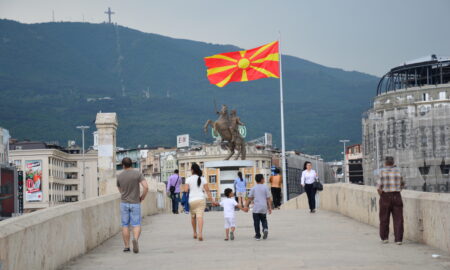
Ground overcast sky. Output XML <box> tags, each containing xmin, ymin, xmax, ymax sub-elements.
<box><xmin>1</xmin><ymin>0</ymin><xmax>449</xmax><ymax>76</ymax></box>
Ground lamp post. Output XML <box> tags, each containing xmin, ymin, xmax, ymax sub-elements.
<box><xmin>339</xmin><ymin>140</ymin><xmax>350</xmax><ymax>183</ymax></box>
<box><xmin>76</xmin><ymin>125</ymin><xmax>89</xmax><ymax>200</ymax></box>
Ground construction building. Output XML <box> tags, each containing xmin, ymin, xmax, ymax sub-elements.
<box><xmin>363</xmin><ymin>55</ymin><xmax>450</xmax><ymax>192</ymax></box>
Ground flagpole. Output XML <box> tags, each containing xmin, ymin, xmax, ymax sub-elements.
<box><xmin>278</xmin><ymin>33</ymin><xmax>288</xmax><ymax>204</ymax></box>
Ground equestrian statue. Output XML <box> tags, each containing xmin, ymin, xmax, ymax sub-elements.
<box><xmin>203</xmin><ymin>104</ymin><xmax>247</xmax><ymax>160</ymax></box>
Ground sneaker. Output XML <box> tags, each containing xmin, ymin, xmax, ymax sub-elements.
<box><xmin>123</xmin><ymin>247</ymin><xmax>130</xmax><ymax>253</ymax></box>
<box><xmin>263</xmin><ymin>230</ymin><xmax>268</xmax><ymax>240</ymax></box>
<box><xmin>396</xmin><ymin>242</ymin><xmax>402</xmax><ymax>245</ymax></box>
<box><xmin>132</xmin><ymin>239</ymin><xmax>139</xmax><ymax>253</ymax></box>
<box><xmin>230</xmin><ymin>232</ymin><xmax>234</xmax><ymax>240</ymax></box>
<box><xmin>381</xmin><ymin>240</ymin><xmax>389</xmax><ymax>244</ymax></box>
<box><xmin>311</xmin><ymin>209</ymin><xmax>316</xmax><ymax>213</ymax></box>
<box><xmin>255</xmin><ymin>237</ymin><xmax>261</xmax><ymax>241</ymax></box>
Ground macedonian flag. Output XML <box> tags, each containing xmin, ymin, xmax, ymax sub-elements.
<box><xmin>204</xmin><ymin>41</ymin><xmax>279</xmax><ymax>87</ymax></box>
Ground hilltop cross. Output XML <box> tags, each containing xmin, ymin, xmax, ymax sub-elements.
<box><xmin>104</xmin><ymin>7</ymin><xmax>115</xmax><ymax>24</ymax></box>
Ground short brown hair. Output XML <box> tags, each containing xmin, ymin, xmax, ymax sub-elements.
<box><xmin>122</xmin><ymin>157</ymin><xmax>133</xmax><ymax>168</ymax></box>
<box><xmin>385</xmin><ymin>156</ymin><xmax>395</xmax><ymax>166</ymax></box>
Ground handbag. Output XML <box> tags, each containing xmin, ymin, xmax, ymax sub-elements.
<box><xmin>170</xmin><ymin>176</ymin><xmax>180</xmax><ymax>194</ymax></box>
<box><xmin>313</xmin><ymin>179</ymin><xmax>323</xmax><ymax>191</ymax></box>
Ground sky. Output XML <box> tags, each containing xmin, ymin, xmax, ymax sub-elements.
<box><xmin>1</xmin><ymin>0</ymin><xmax>449</xmax><ymax>76</ymax></box>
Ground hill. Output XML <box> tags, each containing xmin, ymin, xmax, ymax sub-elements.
<box><xmin>0</xmin><ymin>19</ymin><xmax>379</xmax><ymax>160</ymax></box>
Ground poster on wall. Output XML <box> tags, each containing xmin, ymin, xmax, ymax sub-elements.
<box><xmin>25</xmin><ymin>160</ymin><xmax>43</xmax><ymax>202</ymax></box>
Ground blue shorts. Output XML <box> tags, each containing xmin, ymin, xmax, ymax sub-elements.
<box><xmin>120</xmin><ymin>202</ymin><xmax>141</xmax><ymax>227</ymax></box>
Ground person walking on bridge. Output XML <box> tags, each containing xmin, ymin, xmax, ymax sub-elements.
<box><xmin>167</xmin><ymin>169</ymin><xmax>181</xmax><ymax>214</ymax></box>
<box><xmin>234</xmin><ymin>171</ymin><xmax>247</xmax><ymax>208</ymax></box>
<box><xmin>377</xmin><ymin>156</ymin><xmax>405</xmax><ymax>245</ymax></box>
<box><xmin>184</xmin><ymin>163</ymin><xmax>217</xmax><ymax>241</ymax></box>
<box><xmin>117</xmin><ymin>157</ymin><xmax>148</xmax><ymax>253</ymax></box>
<box><xmin>269</xmin><ymin>168</ymin><xmax>283</xmax><ymax>209</ymax></box>
<box><xmin>301</xmin><ymin>161</ymin><xmax>318</xmax><ymax>213</ymax></box>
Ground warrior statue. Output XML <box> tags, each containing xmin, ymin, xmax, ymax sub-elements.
<box><xmin>203</xmin><ymin>105</ymin><xmax>247</xmax><ymax>160</ymax></box>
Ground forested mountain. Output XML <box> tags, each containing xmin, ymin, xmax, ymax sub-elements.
<box><xmin>0</xmin><ymin>19</ymin><xmax>379</xmax><ymax>160</ymax></box>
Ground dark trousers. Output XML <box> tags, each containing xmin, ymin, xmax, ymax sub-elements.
<box><xmin>379</xmin><ymin>192</ymin><xmax>404</xmax><ymax>242</ymax></box>
<box><xmin>304</xmin><ymin>184</ymin><xmax>316</xmax><ymax>210</ymax></box>
<box><xmin>271</xmin><ymin>187</ymin><xmax>282</xmax><ymax>208</ymax></box>
<box><xmin>253</xmin><ymin>213</ymin><xmax>268</xmax><ymax>238</ymax></box>
<box><xmin>170</xmin><ymin>193</ymin><xmax>180</xmax><ymax>213</ymax></box>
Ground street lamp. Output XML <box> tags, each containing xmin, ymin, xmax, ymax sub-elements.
<box><xmin>76</xmin><ymin>125</ymin><xmax>89</xmax><ymax>200</ymax></box>
<box><xmin>339</xmin><ymin>139</ymin><xmax>350</xmax><ymax>183</ymax></box>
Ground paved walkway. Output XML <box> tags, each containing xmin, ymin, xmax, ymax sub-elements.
<box><xmin>63</xmin><ymin>209</ymin><xmax>450</xmax><ymax>270</ymax></box>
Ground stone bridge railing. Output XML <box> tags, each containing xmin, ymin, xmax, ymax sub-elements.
<box><xmin>282</xmin><ymin>183</ymin><xmax>450</xmax><ymax>254</ymax></box>
<box><xmin>0</xmin><ymin>182</ymin><xmax>170</xmax><ymax>270</ymax></box>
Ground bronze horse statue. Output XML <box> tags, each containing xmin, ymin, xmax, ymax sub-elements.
<box><xmin>203</xmin><ymin>105</ymin><xmax>246</xmax><ymax>160</ymax></box>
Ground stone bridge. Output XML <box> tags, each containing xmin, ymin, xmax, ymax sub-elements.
<box><xmin>1</xmin><ymin>184</ymin><xmax>449</xmax><ymax>270</ymax></box>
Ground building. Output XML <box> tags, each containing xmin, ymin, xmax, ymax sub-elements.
<box><xmin>363</xmin><ymin>55</ymin><xmax>450</xmax><ymax>192</ymax></box>
<box><xmin>159</xmin><ymin>150</ymin><xmax>178</xmax><ymax>183</ymax></box>
<box><xmin>138</xmin><ymin>147</ymin><xmax>177</xmax><ymax>182</ymax></box>
<box><xmin>116</xmin><ymin>148</ymin><xmax>142</xmax><ymax>172</ymax></box>
<box><xmin>0</xmin><ymin>127</ymin><xmax>17</xmax><ymax>219</ymax></box>
<box><xmin>9</xmin><ymin>140</ymin><xmax>98</xmax><ymax>212</ymax></box>
<box><xmin>328</xmin><ymin>161</ymin><xmax>344</xmax><ymax>182</ymax></box>
<box><xmin>346</xmin><ymin>144</ymin><xmax>363</xmax><ymax>184</ymax></box>
<box><xmin>177</xmin><ymin>143</ymin><xmax>274</xmax><ymax>200</ymax></box>
<box><xmin>0</xmin><ymin>127</ymin><xmax>10</xmax><ymax>165</ymax></box>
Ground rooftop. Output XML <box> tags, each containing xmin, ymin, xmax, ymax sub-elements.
<box><xmin>377</xmin><ymin>55</ymin><xmax>450</xmax><ymax>95</ymax></box>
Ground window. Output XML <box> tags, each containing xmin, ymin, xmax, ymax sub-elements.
<box><xmin>246</xmin><ymin>188</ymin><xmax>251</xmax><ymax>196</ymax></box>
<box><xmin>439</xmin><ymin>92</ymin><xmax>446</xmax><ymax>100</ymax></box>
<box><xmin>422</xmin><ymin>93</ymin><xmax>429</xmax><ymax>101</ymax></box>
<box><xmin>211</xmin><ymin>190</ymin><xmax>217</xmax><ymax>198</ymax></box>
<box><xmin>262</xmin><ymin>160</ymin><xmax>266</xmax><ymax>168</ymax></box>
<box><xmin>200</xmin><ymin>162</ymin><xmax>204</xmax><ymax>169</ymax></box>
<box><xmin>255</xmin><ymin>160</ymin><xmax>260</xmax><ymax>168</ymax></box>
<box><xmin>245</xmin><ymin>174</ymin><xmax>252</xmax><ymax>183</ymax></box>
<box><xmin>65</xmin><ymin>161</ymin><xmax>77</xmax><ymax>168</ymax></box>
<box><xmin>209</xmin><ymin>175</ymin><xmax>217</xmax><ymax>184</ymax></box>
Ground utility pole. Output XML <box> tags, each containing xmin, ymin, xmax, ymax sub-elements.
<box><xmin>77</xmin><ymin>126</ymin><xmax>89</xmax><ymax>200</ymax></box>
<box><xmin>339</xmin><ymin>140</ymin><xmax>350</xmax><ymax>183</ymax></box>
<box><xmin>104</xmin><ymin>7</ymin><xmax>115</xmax><ymax>24</ymax></box>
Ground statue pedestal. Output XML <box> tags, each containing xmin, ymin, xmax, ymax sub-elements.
<box><xmin>204</xmin><ymin>160</ymin><xmax>254</xmax><ymax>196</ymax></box>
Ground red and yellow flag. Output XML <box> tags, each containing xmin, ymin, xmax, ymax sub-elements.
<box><xmin>204</xmin><ymin>41</ymin><xmax>280</xmax><ymax>87</ymax></box>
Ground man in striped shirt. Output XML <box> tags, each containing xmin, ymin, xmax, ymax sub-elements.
<box><xmin>377</xmin><ymin>156</ymin><xmax>405</xmax><ymax>245</ymax></box>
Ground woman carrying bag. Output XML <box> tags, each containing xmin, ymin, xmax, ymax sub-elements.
<box><xmin>301</xmin><ymin>161</ymin><xmax>319</xmax><ymax>213</ymax></box>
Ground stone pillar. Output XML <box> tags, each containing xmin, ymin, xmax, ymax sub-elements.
<box><xmin>95</xmin><ymin>113</ymin><xmax>118</xmax><ymax>195</ymax></box>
